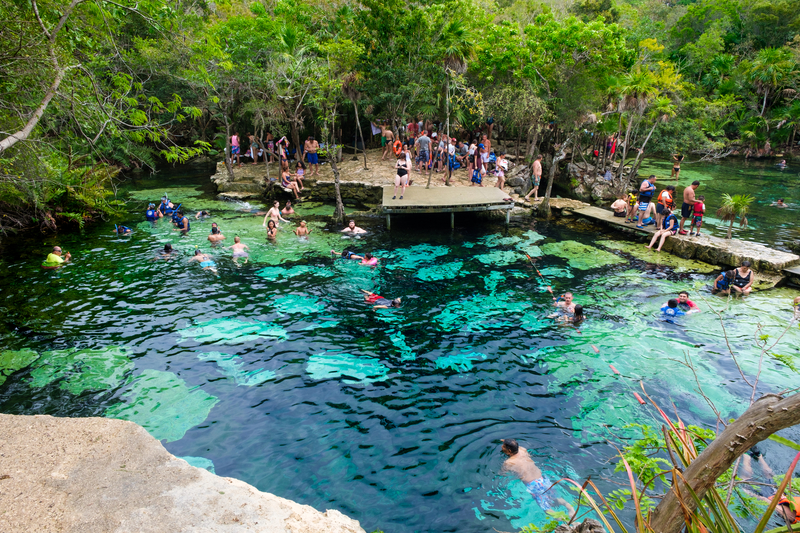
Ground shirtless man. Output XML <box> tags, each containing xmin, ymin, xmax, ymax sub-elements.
<box><xmin>381</xmin><ymin>123</ymin><xmax>395</xmax><ymax>161</ymax></box>
<box><xmin>341</xmin><ymin>220</ymin><xmax>367</xmax><ymax>234</ymax></box>
<box><xmin>227</xmin><ymin>236</ymin><xmax>250</xmax><ymax>258</ymax></box>
<box><xmin>480</xmin><ymin>133</ymin><xmax>492</xmax><ymax>172</ymax></box>
<box><xmin>678</xmin><ymin>180</ymin><xmax>700</xmax><ymax>234</ymax></box>
<box><xmin>304</xmin><ymin>136</ymin><xmax>320</xmax><ymax>176</ymax></box>
<box><xmin>294</xmin><ymin>220</ymin><xmax>311</xmax><ymax>237</ymax></box>
<box><xmin>263</xmin><ymin>201</ymin><xmax>289</xmax><ymax>228</ymax></box>
<box><xmin>208</xmin><ymin>224</ymin><xmax>225</xmax><ymax>243</ymax></box>
<box><xmin>500</xmin><ymin>439</ymin><xmax>575</xmax><ymax>518</ymax></box>
<box><xmin>523</xmin><ymin>155</ymin><xmax>543</xmax><ymax>202</ymax></box>
<box><xmin>188</xmin><ymin>250</ymin><xmax>216</xmax><ymax>272</ymax></box>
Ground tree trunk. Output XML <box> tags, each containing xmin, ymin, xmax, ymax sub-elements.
<box><xmin>760</xmin><ymin>90</ymin><xmax>769</xmax><ymax>117</ymax></box>
<box><xmin>650</xmin><ymin>393</ymin><xmax>800</xmax><ymax>533</ymax></box>
<box><xmin>0</xmin><ymin>67</ymin><xmax>65</xmax><ymax>154</ymax></box>
<box><xmin>353</xmin><ymin>100</ymin><xmax>368</xmax><ymax>170</ymax></box>
<box><xmin>616</xmin><ymin>114</ymin><xmax>635</xmax><ymax>181</ymax></box>
<box><xmin>290</xmin><ymin>117</ymin><xmax>302</xmax><ymax>163</ymax></box>
<box><xmin>626</xmin><ymin>120</ymin><xmax>659</xmax><ymax>191</ymax></box>
<box><xmin>538</xmin><ymin>136</ymin><xmax>572</xmax><ymax>219</ymax></box>
<box><xmin>727</xmin><ymin>219</ymin><xmax>734</xmax><ymax>239</ymax></box>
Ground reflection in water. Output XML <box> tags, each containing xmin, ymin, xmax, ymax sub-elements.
<box><xmin>0</xmin><ymin>166</ymin><xmax>798</xmax><ymax>533</ymax></box>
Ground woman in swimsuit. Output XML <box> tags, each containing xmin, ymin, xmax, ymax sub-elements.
<box><xmin>294</xmin><ymin>161</ymin><xmax>306</xmax><ymax>190</ymax></box>
<box><xmin>732</xmin><ymin>261</ymin><xmax>754</xmax><ymax>296</ymax></box>
<box><xmin>671</xmin><ymin>154</ymin><xmax>684</xmax><ymax>180</ymax></box>
<box><xmin>281</xmin><ymin>167</ymin><xmax>301</xmax><ymax>199</ymax></box>
<box><xmin>394</xmin><ymin>151</ymin><xmax>409</xmax><ymax>200</ymax></box>
<box><xmin>266</xmin><ymin>219</ymin><xmax>278</xmax><ymax>241</ymax></box>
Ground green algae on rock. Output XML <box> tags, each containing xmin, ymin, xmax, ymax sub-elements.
<box><xmin>306</xmin><ymin>352</ymin><xmax>389</xmax><ymax>385</ymax></box>
<box><xmin>540</xmin><ymin>240</ymin><xmax>627</xmax><ymax>270</ymax></box>
<box><xmin>385</xmin><ymin>244</ymin><xmax>450</xmax><ymax>271</ymax></box>
<box><xmin>596</xmin><ymin>240</ymin><xmax>718</xmax><ymax>273</ymax></box>
<box><xmin>197</xmin><ymin>352</ymin><xmax>276</xmax><ymax>386</ymax></box>
<box><xmin>415</xmin><ymin>261</ymin><xmax>464</xmax><ymax>282</ymax></box>
<box><xmin>28</xmin><ymin>346</ymin><xmax>134</xmax><ymax>395</ymax></box>
<box><xmin>178</xmin><ymin>318</ymin><xmax>288</xmax><ymax>345</ymax></box>
<box><xmin>273</xmin><ymin>294</ymin><xmax>326</xmax><ymax>315</ymax></box>
<box><xmin>0</xmin><ymin>349</ymin><xmax>39</xmax><ymax>386</ymax></box>
<box><xmin>105</xmin><ymin>369</ymin><xmax>219</xmax><ymax>442</ymax></box>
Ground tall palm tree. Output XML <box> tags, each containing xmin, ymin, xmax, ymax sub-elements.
<box><xmin>615</xmin><ymin>69</ymin><xmax>658</xmax><ymax>180</ymax></box>
<box><xmin>749</xmin><ymin>47</ymin><xmax>794</xmax><ymax>117</ymax></box>
<box><xmin>343</xmin><ymin>72</ymin><xmax>368</xmax><ymax>170</ymax></box>
<box><xmin>716</xmin><ymin>194</ymin><xmax>754</xmax><ymax>239</ymax></box>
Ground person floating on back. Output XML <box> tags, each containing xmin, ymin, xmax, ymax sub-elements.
<box><xmin>500</xmin><ymin>439</ymin><xmax>575</xmax><ymax>518</ymax></box>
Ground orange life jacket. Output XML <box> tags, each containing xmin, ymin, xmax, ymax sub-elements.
<box><xmin>658</xmin><ymin>190</ymin><xmax>674</xmax><ymax>209</ymax></box>
<box><xmin>777</xmin><ymin>497</ymin><xmax>800</xmax><ymax>524</ymax></box>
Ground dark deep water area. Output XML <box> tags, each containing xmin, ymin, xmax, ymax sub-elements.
<box><xmin>0</xmin><ymin>160</ymin><xmax>798</xmax><ymax>533</ymax></box>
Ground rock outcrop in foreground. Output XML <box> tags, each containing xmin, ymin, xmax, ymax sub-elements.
<box><xmin>0</xmin><ymin>414</ymin><xmax>366</xmax><ymax>533</ymax></box>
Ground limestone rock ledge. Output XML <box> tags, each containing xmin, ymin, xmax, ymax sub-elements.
<box><xmin>0</xmin><ymin>414</ymin><xmax>366</xmax><ymax>533</ymax></box>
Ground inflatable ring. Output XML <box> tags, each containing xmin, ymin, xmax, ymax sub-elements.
<box><xmin>393</xmin><ymin>140</ymin><xmax>402</xmax><ymax>155</ymax></box>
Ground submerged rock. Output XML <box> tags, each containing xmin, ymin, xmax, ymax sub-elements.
<box><xmin>0</xmin><ymin>413</ymin><xmax>365</xmax><ymax>533</ymax></box>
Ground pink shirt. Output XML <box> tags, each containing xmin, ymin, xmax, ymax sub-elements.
<box><xmin>231</xmin><ymin>135</ymin><xmax>239</xmax><ymax>148</ymax></box>
<box><xmin>362</xmin><ymin>257</ymin><xmax>378</xmax><ymax>266</ymax></box>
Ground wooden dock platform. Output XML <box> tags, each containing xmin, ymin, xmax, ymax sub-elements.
<box><xmin>572</xmin><ymin>206</ymin><xmax>800</xmax><ymax>274</ymax></box>
<box><xmin>380</xmin><ymin>186</ymin><xmax>514</xmax><ymax>229</ymax></box>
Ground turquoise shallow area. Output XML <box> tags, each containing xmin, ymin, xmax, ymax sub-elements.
<box><xmin>0</xmin><ymin>165</ymin><xmax>798</xmax><ymax>533</ymax></box>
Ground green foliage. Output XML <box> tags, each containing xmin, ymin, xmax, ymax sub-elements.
<box><xmin>716</xmin><ymin>193</ymin><xmax>755</xmax><ymax>239</ymax></box>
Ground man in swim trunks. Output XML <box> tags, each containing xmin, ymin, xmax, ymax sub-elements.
<box><xmin>44</xmin><ymin>246</ymin><xmax>71</xmax><ymax>266</ymax></box>
<box><xmin>678</xmin><ymin>180</ymin><xmax>700</xmax><ymax>234</ymax></box>
<box><xmin>500</xmin><ymin>439</ymin><xmax>574</xmax><ymax>518</ymax></box>
<box><xmin>523</xmin><ymin>155</ymin><xmax>543</xmax><ymax>202</ymax></box>
<box><xmin>636</xmin><ymin>175</ymin><xmax>657</xmax><ymax>228</ymax></box>
<box><xmin>208</xmin><ymin>225</ymin><xmax>225</xmax><ymax>243</ymax></box>
<box><xmin>304</xmin><ymin>136</ymin><xmax>320</xmax><ymax>176</ymax></box>
<box><xmin>416</xmin><ymin>130</ymin><xmax>432</xmax><ymax>173</ymax></box>
<box><xmin>359</xmin><ymin>289</ymin><xmax>401</xmax><ymax>309</ymax></box>
<box><xmin>189</xmin><ymin>249</ymin><xmax>216</xmax><ymax>272</ymax></box>
<box><xmin>381</xmin><ymin>123</ymin><xmax>395</xmax><ymax>161</ymax></box>
<box><xmin>341</xmin><ymin>220</ymin><xmax>367</xmax><ymax>234</ymax></box>
<box><xmin>227</xmin><ymin>236</ymin><xmax>250</xmax><ymax>263</ymax></box>
<box><xmin>676</xmin><ymin>291</ymin><xmax>701</xmax><ymax>313</ymax></box>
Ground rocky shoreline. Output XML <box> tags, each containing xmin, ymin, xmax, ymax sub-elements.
<box><xmin>0</xmin><ymin>414</ymin><xmax>365</xmax><ymax>533</ymax></box>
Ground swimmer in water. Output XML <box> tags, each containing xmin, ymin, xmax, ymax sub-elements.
<box><xmin>359</xmin><ymin>252</ymin><xmax>378</xmax><ymax>266</ymax></box>
<box><xmin>266</xmin><ymin>219</ymin><xmax>278</xmax><ymax>240</ymax></box>
<box><xmin>294</xmin><ymin>220</ymin><xmax>311</xmax><ymax>238</ymax></box>
<box><xmin>188</xmin><ymin>249</ymin><xmax>216</xmax><ymax>272</ymax></box>
<box><xmin>195</xmin><ymin>210</ymin><xmax>211</xmax><ymax>219</ymax></box>
<box><xmin>113</xmin><ymin>225</ymin><xmax>132</xmax><ymax>235</ymax></box>
<box><xmin>263</xmin><ymin>201</ymin><xmax>289</xmax><ymax>228</ymax></box>
<box><xmin>776</xmin><ymin>159</ymin><xmax>787</xmax><ymax>169</ymax></box>
<box><xmin>341</xmin><ymin>220</ymin><xmax>367</xmax><ymax>235</ymax></box>
<box><xmin>675</xmin><ymin>291</ymin><xmax>701</xmax><ymax>313</ymax></box>
<box><xmin>227</xmin><ymin>236</ymin><xmax>250</xmax><ymax>264</ymax></box>
<box><xmin>331</xmin><ymin>249</ymin><xmax>364</xmax><ymax>260</ymax></box>
<box><xmin>282</xmin><ymin>200</ymin><xmax>295</xmax><ymax>216</ymax></box>
<box><xmin>159</xmin><ymin>243</ymin><xmax>176</xmax><ymax>260</ymax></box>
<box><xmin>208</xmin><ymin>225</ymin><xmax>226</xmax><ymax>243</ymax></box>
<box><xmin>555</xmin><ymin>292</ymin><xmax>576</xmax><ymax>315</ymax></box>
<box><xmin>661</xmin><ymin>298</ymin><xmax>686</xmax><ymax>318</ymax></box>
<box><xmin>500</xmin><ymin>439</ymin><xmax>575</xmax><ymax>518</ymax></box>
<box><xmin>360</xmin><ymin>289</ymin><xmax>401</xmax><ymax>309</ymax></box>
<box><xmin>771</xmin><ymin>198</ymin><xmax>787</xmax><ymax>208</ymax></box>
<box><xmin>43</xmin><ymin>246</ymin><xmax>71</xmax><ymax>267</ymax></box>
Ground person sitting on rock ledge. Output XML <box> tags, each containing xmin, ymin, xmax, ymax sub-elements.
<box><xmin>645</xmin><ymin>207</ymin><xmax>678</xmax><ymax>252</ymax></box>
<box><xmin>500</xmin><ymin>439</ymin><xmax>575</xmax><ymax>518</ymax></box>
<box><xmin>731</xmin><ymin>261</ymin><xmax>754</xmax><ymax>297</ymax></box>
<box><xmin>610</xmin><ymin>194</ymin><xmax>628</xmax><ymax>217</ymax></box>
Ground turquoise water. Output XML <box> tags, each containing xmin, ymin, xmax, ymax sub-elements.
<box><xmin>0</xmin><ymin>166</ymin><xmax>799</xmax><ymax>532</ymax></box>
<box><xmin>637</xmin><ymin>158</ymin><xmax>800</xmax><ymax>249</ymax></box>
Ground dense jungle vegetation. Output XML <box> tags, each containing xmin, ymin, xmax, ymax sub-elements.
<box><xmin>0</xmin><ymin>0</ymin><xmax>798</xmax><ymax>231</ymax></box>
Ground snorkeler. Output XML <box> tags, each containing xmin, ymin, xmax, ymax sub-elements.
<box><xmin>331</xmin><ymin>249</ymin><xmax>364</xmax><ymax>260</ymax></box>
<box><xmin>188</xmin><ymin>249</ymin><xmax>216</xmax><ymax>272</ymax></box>
<box><xmin>113</xmin><ymin>225</ymin><xmax>132</xmax><ymax>235</ymax></box>
<box><xmin>661</xmin><ymin>299</ymin><xmax>686</xmax><ymax>318</ymax></box>
<box><xmin>359</xmin><ymin>289</ymin><xmax>401</xmax><ymax>309</ymax></box>
<box><xmin>263</xmin><ymin>201</ymin><xmax>289</xmax><ymax>228</ymax></box>
<box><xmin>294</xmin><ymin>221</ymin><xmax>311</xmax><ymax>238</ymax></box>
<box><xmin>146</xmin><ymin>203</ymin><xmax>161</xmax><ymax>221</ymax></box>
<box><xmin>195</xmin><ymin>210</ymin><xmax>211</xmax><ymax>219</ymax></box>
<box><xmin>341</xmin><ymin>220</ymin><xmax>367</xmax><ymax>234</ymax></box>
<box><xmin>675</xmin><ymin>291</ymin><xmax>701</xmax><ymax>313</ymax></box>
<box><xmin>173</xmin><ymin>211</ymin><xmax>190</xmax><ymax>234</ymax></box>
<box><xmin>500</xmin><ymin>439</ymin><xmax>575</xmax><ymax>518</ymax></box>
<box><xmin>208</xmin><ymin>224</ymin><xmax>226</xmax><ymax>243</ymax></box>
<box><xmin>227</xmin><ymin>236</ymin><xmax>250</xmax><ymax>262</ymax></box>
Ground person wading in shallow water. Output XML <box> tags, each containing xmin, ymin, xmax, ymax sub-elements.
<box><xmin>500</xmin><ymin>439</ymin><xmax>575</xmax><ymax>518</ymax></box>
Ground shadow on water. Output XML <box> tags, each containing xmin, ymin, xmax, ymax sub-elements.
<box><xmin>0</xmin><ymin>162</ymin><xmax>798</xmax><ymax>532</ymax></box>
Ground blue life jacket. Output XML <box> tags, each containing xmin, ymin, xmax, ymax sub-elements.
<box><xmin>716</xmin><ymin>272</ymin><xmax>732</xmax><ymax>290</ymax></box>
<box><xmin>177</xmin><ymin>217</ymin><xmax>190</xmax><ymax>231</ymax></box>
<box><xmin>117</xmin><ymin>226</ymin><xmax>131</xmax><ymax>233</ymax></box>
<box><xmin>661</xmin><ymin>305</ymin><xmax>685</xmax><ymax>317</ymax></box>
<box><xmin>145</xmin><ymin>209</ymin><xmax>157</xmax><ymax>221</ymax></box>
<box><xmin>158</xmin><ymin>202</ymin><xmax>169</xmax><ymax>215</ymax></box>
<box><xmin>663</xmin><ymin>214</ymin><xmax>678</xmax><ymax>230</ymax></box>
<box><xmin>171</xmin><ymin>212</ymin><xmax>181</xmax><ymax>225</ymax></box>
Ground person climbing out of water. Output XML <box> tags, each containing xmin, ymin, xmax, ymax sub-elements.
<box><xmin>499</xmin><ymin>439</ymin><xmax>575</xmax><ymax>519</ymax></box>
<box><xmin>771</xmin><ymin>198</ymin><xmax>787</xmax><ymax>208</ymax></box>
<box><xmin>146</xmin><ymin>203</ymin><xmax>161</xmax><ymax>221</ymax></box>
<box><xmin>655</xmin><ymin>185</ymin><xmax>676</xmax><ymax>229</ymax></box>
<box><xmin>359</xmin><ymin>252</ymin><xmax>378</xmax><ymax>266</ymax></box>
<box><xmin>610</xmin><ymin>194</ymin><xmax>628</xmax><ymax>217</ymax></box>
<box><xmin>341</xmin><ymin>220</ymin><xmax>367</xmax><ymax>234</ymax></box>
<box><xmin>294</xmin><ymin>220</ymin><xmax>311</xmax><ymax>238</ymax></box>
<box><xmin>732</xmin><ymin>261</ymin><xmax>754</xmax><ymax>296</ymax></box>
<box><xmin>689</xmin><ymin>195</ymin><xmax>705</xmax><ymax>237</ymax></box>
<box><xmin>227</xmin><ymin>236</ymin><xmax>250</xmax><ymax>263</ymax></box>
<box><xmin>679</xmin><ymin>180</ymin><xmax>700</xmax><ymax>235</ymax></box>
<box><xmin>43</xmin><ymin>246</ymin><xmax>71</xmax><ymax>267</ymax></box>
<box><xmin>263</xmin><ymin>201</ymin><xmax>289</xmax><ymax>228</ymax></box>
<box><xmin>189</xmin><ymin>249</ymin><xmax>216</xmax><ymax>272</ymax></box>
<box><xmin>266</xmin><ymin>220</ymin><xmax>278</xmax><ymax>241</ymax></box>
<box><xmin>636</xmin><ymin>175</ymin><xmax>657</xmax><ymax>229</ymax></box>
<box><xmin>208</xmin><ymin>225</ymin><xmax>225</xmax><ymax>243</ymax></box>
<box><xmin>661</xmin><ymin>299</ymin><xmax>686</xmax><ymax>318</ymax></box>
<box><xmin>282</xmin><ymin>200</ymin><xmax>295</xmax><ymax>216</ymax></box>
<box><xmin>331</xmin><ymin>249</ymin><xmax>363</xmax><ymax>260</ymax></box>
<box><xmin>712</xmin><ymin>270</ymin><xmax>735</xmax><ymax>296</ymax></box>
<box><xmin>676</xmin><ymin>291</ymin><xmax>701</xmax><ymax>313</ymax></box>
<box><xmin>646</xmin><ymin>207</ymin><xmax>679</xmax><ymax>252</ymax></box>
<box><xmin>113</xmin><ymin>225</ymin><xmax>132</xmax><ymax>235</ymax></box>
<box><xmin>359</xmin><ymin>289</ymin><xmax>401</xmax><ymax>309</ymax></box>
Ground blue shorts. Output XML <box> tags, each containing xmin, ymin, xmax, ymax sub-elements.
<box><xmin>525</xmin><ymin>477</ymin><xmax>553</xmax><ymax>511</ymax></box>
<box><xmin>200</xmin><ymin>261</ymin><xmax>215</xmax><ymax>268</ymax></box>
<box><xmin>231</xmin><ymin>146</ymin><xmax>240</xmax><ymax>155</ymax></box>
<box><xmin>307</xmin><ymin>152</ymin><xmax>319</xmax><ymax>164</ymax></box>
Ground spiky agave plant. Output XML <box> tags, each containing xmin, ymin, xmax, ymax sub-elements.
<box><xmin>716</xmin><ymin>194</ymin><xmax>755</xmax><ymax>239</ymax></box>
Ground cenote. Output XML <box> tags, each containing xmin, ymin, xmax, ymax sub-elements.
<box><xmin>0</xmin><ymin>162</ymin><xmax>799</xmax><ymax>533</ymax></box>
